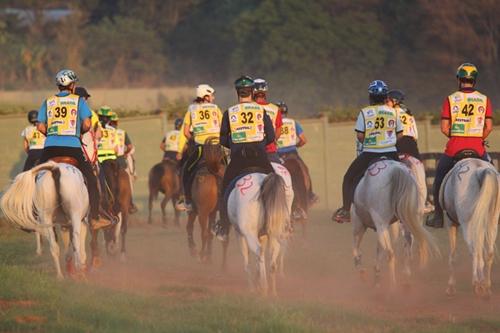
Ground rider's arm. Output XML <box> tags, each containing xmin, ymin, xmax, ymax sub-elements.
<box><xmin>395</xmin><ymin>113</ymin><xmax>404</xmax><ymax>140</ymax></box>
<box><xmin>263</xmin><ymin>112</ymin><xmax>276</xmax><ymax>144</ymax></box>
<box><xmin>440</xmin><ymin>98</ymin><xmax>451</xmax><ymax>137</ymax></box>
<box><xmin>354</xmin><ymin>111</ymin><xmax>365</xmax><ymax>142</ymax></box>
<box><xmin>483</xmin><ymin>98</ymin><xmax>493</xmax><ymax>139</ymax></box>
<box><xmin>23</xmin><ymin>138</ymin><xmax>29</xmax><ymax>153</ymax></box>
<box><xmin>183</xmin><ymin>111</ymin><xmax>192</xmax><ymax>140</ymax></box>
<box><xmin>36</xmin><ymin>101</ymin><xmax>47</xmax><ymax>135</ymax></box>
<box><xmin>275</xmin><ymin>110</ymin><xmax>282</xmax><ymax>139</ymax></box>
<box><xmin>160</xmin><ymin>137</ymin><xmax>166</xmax><ymax>151</ymax></box>
<box><xmin>81</xmin><ymin>118</ymin><xmax>91</xmax><ymax>133</ymax></box>
<box><xmin>296</xmin><ymin>122</ymin><xmax>307</xmax><ymax>147</ymax></box>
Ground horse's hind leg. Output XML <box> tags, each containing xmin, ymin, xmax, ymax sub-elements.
<box><xmin>35</xmin><ymin>232</ymin><xmax>42</xmax><ymax>256</ymax></box>
<box><xmin>60</xmin><ymin>226</ymin><xmax>74</xmax><ymax>275</ymax></box>
<box><xmin>375</xmin><ymin>226</ymin><xmax>396</xmax><ymax>289</ymax></box>
<box><xmin>43</xmin><ymin>226</ymin><xmax>63</xmax><ymax>280</ymax></box>
<box><xmin>161</xmin><ymin>196</ymin><xmax>169</xmax><ymax>226</ymax></box>
<box><xmin>172</xmin><ymin>197</ymin><xmax>180</xmax><ymax>227</ymax></box>
<box><xmin>90</xmin><ymin>229</ymin><xmax>101</xmax><ymax>269</ymax></box>
<box><xmin>269</xmin><ymin>237</ymin><xmax>281</xmax><ymax>296</ymax></box>
<box><xmin>352</xmin><ymin>209</ymin><xmax>367</xmax><ymax>280</ymax></box>
<box><xmin>484</xmin><ymin>223</ymin><xmax>498</xmax><ymax>297</ymax></box>
<box><xmin>257</xmin><ymin>236</ymin><xmax>268</xmax><ymax>295</ymax></box>
<box><xmin>198</xmin><ymin>212</ymin><xmax>211</xmax><ymax>263</ymax></box>
<box><xmin>186</xmin><ymin>212</ymin><xmax>197</xmax><ymax>257</ymax></box>
<box><xmin>70</xmin><ymin>217</ymin><xmax>87</xmax><ymax>276</ymax></box>
<box><xmin>446</xmin><ymin>224</ymin><xmax>458</xmax><ymax>296</ymax></box>
<box><xmin>239</xmin><ymin>235</ymin><xmax>254</xmax><ymax>292</ymax></box>
<box><xmin>148</xmin><ymin>192</ymin><xmax>154</xmax><ymax>224</ymax></box>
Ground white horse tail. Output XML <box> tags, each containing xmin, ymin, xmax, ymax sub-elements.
<box><xmin>1</xmin><ymin>161</ymin><xmax>59</xmax><ymax>231</ymax></box>
<box><xmin>392</xmin><ymin>165</ymin><xmax>439</xmax><ymax>267</ymax></box>
<box><xmin>260</xmin><ymin>173</ymin><xmax>289</xmax><ymax>238</ymax></box>
<box><xmin>467</xmin><ymin>168</ymin><xmax>500</xmax><ymax>252</ymax></box>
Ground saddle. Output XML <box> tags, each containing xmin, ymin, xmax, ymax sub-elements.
<box><xmin>453</xmin><ymin>149</ymin><xmax>480</xmax><ymax>163</ymax></box>
<box><xmin>49</xmin><ymin>156</ymin><xmax>79</xmax><ymax>167</ymax></box>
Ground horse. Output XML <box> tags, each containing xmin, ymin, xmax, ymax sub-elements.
<box><xmin>1</xmin><ymin>161</ymin><xmax>89</xmax><ymax>279</ymax></box>
<box><xmin>227</xmin><ymin>162</ymin><xmax>293</xmax><ymax>296</ymax></box>
<box><xmin>186</xmin><ymin>139</ymin><xmax>226</xmax><ymax>266</ymax></box>
<box><xmin>399</xmin><ymin>154</ymin><xmax>433</xmax><ymax>214</ymax></box>
<box><xmin>282</xmin><ymin>154</ymin><xmax>312</xmax><ymax>236</ymax></box>
<box><xmin>351</xmin><ymin>159</ymin><xmax>439</xmax><ymax>288</ymax></box>
<box><xmin>440</xmin><ymin>158</ymin><xmax>500</xmax><ymax>297</ymax></box>
<box><xmin>148</xmin><ymin>159</ymin><xmax>181</xmax><ymax>226</ymax></box>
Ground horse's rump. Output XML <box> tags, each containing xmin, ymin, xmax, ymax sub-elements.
<box><xmin>283</xmin><ymin>155</ymin><xmax>309</xmax><ymax>212</ymax></box>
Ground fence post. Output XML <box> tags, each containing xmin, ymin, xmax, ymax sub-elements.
<box><xmin>321</xmin><ymin>114</ymin><xmax>330</xmax><ymax>209</ymax></box>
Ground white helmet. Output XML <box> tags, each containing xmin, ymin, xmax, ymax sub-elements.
<box><xmin>55</xmin><ymin>69</ymin><xmax>78</xmax><ymax>87</ymax></box>
<box><xmin>196</xmin><ymin>84</ymin><xmax>215</xmax><ymax>99</ymax></box>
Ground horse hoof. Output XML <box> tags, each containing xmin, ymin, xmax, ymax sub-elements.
<box><xmin>92</xmin><ymin>257</ymin><xmax>102</xmax><ymax>269</ymax></box>
<box><xmin>359</xmin><ymin>269</ymin><xmax>367</xmax><ymax>282</ymax></box>
<box><xmin>446</xmin><ymin>285</ymin><xmax>456</xmax><ymax>297</ymax></box>
<box><xmin>120</xmin><ymin>253</ymin><xmax>127</xmax><ymax>263</ymax></box>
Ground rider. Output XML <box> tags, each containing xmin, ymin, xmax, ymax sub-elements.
<box><xmin>277</xmin><ymin>101</ymin><xmax>319</xmax><ymax>206</ymax></box>
<box><xmin>36</xmin><ymin>69</ymin><xmax>111</xmax><ymax>230</ymax></box>
<box><xmin>108</xmin><ymin>111</ymin><xmax>138</xmax><ymax>213</ymax></box>
<box><xmin>21</xmin><ymin>110</ymin><xmax>46</xmax><ymax>171</ymax></box>
<box><xmin>388</xmin><ymin>89</ymin><xmax>421</xmax><ymax>160</ymax></box>
<box><xmin>426</xmin><ymin>63</ymin><xmax>493</xmax><ymax>228</ymax></box>
<box><xmin>176</xmin><ymin>84</ymin><xmax>223</xmax><ymax>212</ymax></box>
<box><xmin>212</xmin><ymin>75</ymin><xmax>276</xmax><ymax>241</ymax></box>
<box><xmin>253</xmin><ymin>78</ymin><xmax>282</xmax><ymax>163</ymax></box>
<box><xmin>75</xmin><ymin>86</ymin><xmax>101</xmax><ymax>166</ymax></box>
<box><xmin>332</xmin><ymin>80</ymin><xmax>403</xmax><ymax>223</ymax></box>
<box><xmin>160</xmin><ymin>118</ymin><xmax>185</xmax><ymax>162</ymax></box>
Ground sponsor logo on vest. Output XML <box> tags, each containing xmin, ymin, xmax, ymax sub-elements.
<box><xmin>366</xmin><ymin>121</ymin><xmax>374</xmax><ymax>129</ymax></box>
<box><xmin>230</xmin><ymin>115</ymin><xmax>237</xmax><ymax>122</ymax></box>
<box><xmin>452</xmin><ymin>106</ymin><xmax>459</xmax><ymax>112</ymax></box>
<box><xmin>453</xmin><ymin>94</ymin><xmax>462</xmax><ymax>102</ymax></box>
<box><xmin>378</xmin><ymin>110</ymin><xmax>393</xmax><ymax>116</ymax></box>
<box><xmin>366</xmin><ymin>109</ymin><xmax>375</xmax><ymax>117</ymax></box>
<box><xmin>235</xmin><ymin>125</ymin><xmax>252</xmax><ymax>131</ymax></box>
<box><xmin>388</xmin><ymin>119</ymin><xmax>395</xmax><ymax>128</ymax></box>
<box><xmin>60</xmin><ymin>100</ymin><xmax>76</xmax><ymax>106</ymax></box>
<box><xmin>455</xmin><ymin>118</ymin><xmax>471</xmax><ymax>123</ymax></box>
<box><xmin>478</xmin><ymin>106</ymin><xmax>485</xmax><ymax>113</ymax></box>
<box><xmin>467</xmin><ymin>97</ymin><xmax>483</xmax><ymax>102</ymax></box>
<box><xmin>48</xmin><ymin>100</ymin><xmax>56</xmax><ymax>107</ymax></box>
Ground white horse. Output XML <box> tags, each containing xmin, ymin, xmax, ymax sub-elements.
<box><xmin>440</xmin><ymin>158</ymin><xmax>500</xmax><ymax>297</ymax></box>
<box><xmin>352</xmin><ymin>159</ymin><xmax>438</xmax><ymax>288</ymax></box>
<box><xmin>227</xmin><ymin>163</ymin><xmax>293</xmax><ymax>296</ymax></box>
<box><xmin>1</xmin><ymin>161</ymin><xmax>89</xmax><ymax>279</ymax></box>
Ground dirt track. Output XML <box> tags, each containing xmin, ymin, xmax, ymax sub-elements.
<box><xmin>88</xmin><ymin>210</ymin><xmax>500</xmax><ymax>323</ymax></box>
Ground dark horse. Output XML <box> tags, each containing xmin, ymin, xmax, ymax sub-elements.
<box><xmin>187</xmin><ymin>138</ymin><xmax>228</xmax><ymax>266</ymax></box>
<box><xmin>148</xmin><ymin>159</ymin><xmax>181</xmax><ymax>226</ymax></box>
<box><xmin>282</xmin><ymin>154</ymin><xmax>312</xmax><ymax>237</ymax></box>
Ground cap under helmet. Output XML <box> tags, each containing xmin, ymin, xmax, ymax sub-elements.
<box><xmin>55</xmin><ymin>69</ymin><xmax>78</xmax><ymax>87</ymax></box>
<box><xmin>368</xmin><ymin>80</ymin><xmax>388</xmax><ymax>96</ymax></box>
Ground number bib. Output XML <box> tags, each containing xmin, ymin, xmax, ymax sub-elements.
<box><xmin>165</xmin><ymin>130</ymin><xmax>180</xmax><ymax>152</ymax></box>
<box><xmin>46</xmin><ymin>94</ymin><xmax>79</xmax><ymax>136</ymax></box>
<box><xmin>228</xmin><ymin>103</ymin><xmax>265</xmax><ymax>143</ymax></box>
<box><xmin>24</xmin><ymin>125</ymin><xmax>46</xmax><ymax>149</ymax></box>
<box><xmin>188</xmin><ymin>103</ymin><xmax>221</xmax><ymax>144</ymax></box>
<box><xmin>116</xmin><ymin>129</ymin><xmax>126</xmax><ymax>156</ymax></box>
<box><xmin>98</xmin><ymin>126</ymin><xmax>117</xmax><ymax>152</ymax></box>
<box><xmin>448</xmin><ymin>91</ymin><xmax>487</xmax><ymax>137</ymax></box>
<box><xmin>398</xmin><ymin>107</ymin><xmax>418</xmax><ymax>139</ymax></box>
<box><xmin>362</xmin><ymin>105</ymin><xmax>398</xmax><ymax>149</ymax></box>
<box><xmin>277</xmin><ymin>118</ymin><xmax>297</xmax><ymax>148</ymax></box>
<box><xmin>262</xmin><ymin>103</ymin><xmax>279</xmax><ymax>130</ymax></box>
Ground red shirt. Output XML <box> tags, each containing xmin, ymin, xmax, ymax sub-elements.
<box><xmin>257</xmin><ymin>101</ymin><xmax>283</xmax><ymax>153</ymax></box>
<box><xmin>441</xmin><ymin>88</ymin><xmax>492</xmax><ymax>157</ymax></box>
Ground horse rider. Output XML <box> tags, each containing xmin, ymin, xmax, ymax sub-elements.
<box><xmin>277</xmin><ymin>101</ymin><xmax>319</xmax><ymax>205</ymax></box>
<box><xmin>388</xmin><ymin>89</ymin><xmax>421</xmax><ymax>160</ymax></box>
<box><xmin>36</xmin><ymin>69</ymin><xmax>112</xmax><ymax>230</ymax></box>
<box><xmin>108</xmin><ymin>111</ymin><xmax>138</xmax><ymax>214</ymax></box>
<box><xmin>160</xmin><ymin>118</ymin><xmax>185</xmax><ymax>162</ymax></box>
<box><xmin>426</xmin><ymin>63</ymin><xmax>493</xmax><ymax>228</ymax></box>
<box><xmin>74</xmin><ymin>86</ymin><xmax>102</xmax><ymax>167</ymax></box>
<box><xmin>212</xmin><ymin>75</ymin><xmax>276</xmax><ymax>241</ymax></box>
<box><xmin>332</xmin><ymin>80</ymin><xmax>403</xmax><ymax>223</ymax></box>
<box><xmin>21</xmin><ymin>110</ymin><xmax>46</xmax><ymax>171</ymax></box>
<box><xmin>253</xmin><ymin>78</ymin><xmax>282</xmax><ymax>163</ymax></box>
<box><xmin>176</xmin><ymin>84</ymin><xmax>223</xmax><ymax>212</ymax></box>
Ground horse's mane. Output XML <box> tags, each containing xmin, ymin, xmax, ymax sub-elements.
<box><xmin>203</xmin><ymin>137</ymin><xmax>224</xmax><ymax>175</ymax></box>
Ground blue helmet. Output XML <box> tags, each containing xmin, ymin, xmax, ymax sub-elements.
<box><xmin>368</xmin><ymin>80</ymin><xmax>388</xmax><ymax>96</ymax></box>
<box><xmin>174</xmin><ymin>118</ymin><xmax>183</xmax><ymax>130</ymax></box>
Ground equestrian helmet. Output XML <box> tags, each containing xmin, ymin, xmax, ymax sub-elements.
<box><xmin>276</xmin><ymin>101</ymin><xmax>288</xmax><ymax>114</ymax></box>
<box><xmin>174</xmin><ymin>118</ymin><xmax>183</xmax><ymax>130</ymax></box>
<box><xmin>234</xmin><ymin>75</ymin><xmax>254</xmax><ymax>89</ymax></box>
<box><xmin>55</xmin><ymin>69</ymin><xmax>78</xmax><ymax>87</ymax></box>
<box><xmin>196</xmin><ymin>84</ymin><xmax>215</xmax><ymax>99</ymax></box>
<box><xmin>27</xmin><ymin>110</ymin><xmax>38</xmax><ymax>124</ymax></box>
<box><xmin>97</xmin><ymin>105</ymin><xmax>113</xmax><ymax>117</ymax></box>
<box><xmin>253</xmin><ymin>78</ymin><xmax>268</xmax><ymax>93</ymax></box>
<box><xmin>387</xmin><ymin>89</ymin><xmax>405</xmax><ymax>105</ymax></box>
<box><xmin>74</xmin><ymin>86</ymin><xmax>91</xmax><ymax>98</ymax></box>
<box><xmin>368</xmin><ymin>80</ymin><xmax>388</xmax><ymax>96</ymax></box>
<box><xmin>456</xmin><ymin>63</ymin><xmax>478</xmax><ymax>81</ymax></box>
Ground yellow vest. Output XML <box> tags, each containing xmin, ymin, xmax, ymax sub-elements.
<box><xmin>46</xmin><ymin>94</ymin><xmax>79</xmax><ymax>136</ymax></box>
<box><xmin>228</xmin><ymin>102</ymin><xmax>265</xmax><ymax>143</ymax></box>
<box><xmin>397</xmin><ymin>107</ymin><xmax>418</xmax><ymax>139</ymax></box>
<box><xmin>97</xmin><ymin>125</ymin><xmax>117</xmax><ymax>162</ymax></box>
<box><xmin>261</xmin><ymin>103</ymin><xmax>279</xmax><ymax>130</ymax></box>
<box><xmin>116</xmin><ymin>129</ymin><xmax>126</xmax><ymax>156</ymax></box>
<box><xmin>277</xmin><ymin>118</ymin><xmax>297</xmax><ymax>148</ymax></box>
<box><xmin>448</xmin><ymin>91</ymin><xmax>487</xmax><ymax>137</ymax></box>
<box><xmin>164</xmin><ymin>130</ymin><xmax>181</xmax><ymax>152</ymax></box>
<box><xmin>23</xmin><ymin>125</ymin><xmax>46</xmax><ymax>149</ymax></box>
<box><xmin>362</xmin><ymin>105</ymin><xmax>398</xmax><ymax>149</ymax></box>
<box><xmin>185</xmin><ymin>103</ymin><xmax>222</xmax><ymax>145</ymax></box>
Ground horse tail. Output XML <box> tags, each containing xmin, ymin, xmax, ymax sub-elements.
<box><xmin>467</xmin><ymin>168</ymin><xmax>500</xmax><ymax>256</ymax></box>
<box><xmin>392</xmin><ymin>164</ymin><xmax>439</xmax><ymax>267</ymax></box>
<box><xmin>1</xmin><ymin>161</ymin><xmax>59</xmax><ymax>231</ymax></box>
<box><xmin>260</xmin><ymin>173</ymin><xmax>289</xmax><ymax>238</ymax></box>
<box><xmin>148</xmin><ymin>163</ymin><xmax>164</xmax><ymax>200</ymax></box>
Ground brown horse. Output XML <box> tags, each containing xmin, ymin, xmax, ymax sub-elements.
<box><xmin>148</xmin><ymin>159</ymin><xmax>181</xmax><ymax>226</ymax></box>
<box><xmin>282</xmin><ymin>154</ymin><xmax>312</xmax><ymax>237</ymax></box>
<box><xmin>186</xmin><ymin>139</ymin><xmax>228</xmax><ymax>266</ymax></box>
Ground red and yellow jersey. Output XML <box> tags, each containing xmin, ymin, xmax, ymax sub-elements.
<box><xmin>447</xmin><ymin>91</ymin><xmax>488</xmax><ymax>138</ymax></box>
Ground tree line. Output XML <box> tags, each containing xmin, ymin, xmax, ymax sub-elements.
<box><xmin>0</xmin><ymin>0</ymin><xmax>498</xmax><ymax>115</ymax></box>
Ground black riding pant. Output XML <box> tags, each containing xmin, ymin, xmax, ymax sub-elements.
<box><xmin>397</xmin><ymin>136</ymin><xmax>421</xmax><ymax>160</ymax></box>
<box><xmin>342</xmin><ymin>151</ymin><xmax>399</xmax><ymax>210</ymax></box>
<box><xmin>163</xmin><ymin>151</ymin><xmax>177</xmax><ymax>161</ymax></box>
<box><xmin>182</xmin><ymin>145</ymin><xmax>203</xmax><ymax>202</ymax></box>
<box><xmin>432</xmin><ymin>153</ymin><xmax>488</xmax><ymax>215</ymax></box>
<box><xmin>23</xmin><ymin>149</ymin><xmax>43</xmax><ymax>171</ymax></box>
<box><xmin>40</xmin><ymin>146</ymin><xmax>100</xmax><ymax>219</ymax></box>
